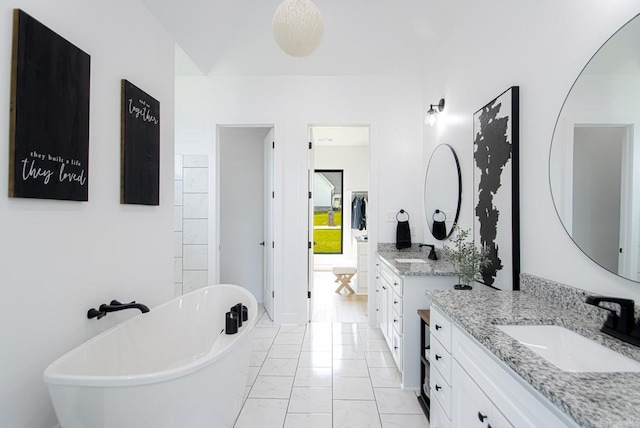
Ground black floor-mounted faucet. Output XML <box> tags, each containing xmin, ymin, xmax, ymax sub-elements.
<box><xmin>87</xmin><ymin>300</ymin><xmax>150</xmax><ymax>320</ymax></box>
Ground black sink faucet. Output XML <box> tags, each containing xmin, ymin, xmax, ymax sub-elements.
<box><xmin>87</xmin><ymin>300</ymin><xmax>150</xmax><ymax>319</ymax></box>
<box><xmin>585</xmin><ymin>296</ymin><xmax>639</xmax><ymax>346</ymax></box>
<box><xmin>418</xmin><ymin>244</ymin><xmax>438</xmax><ymax>260</ymax></box>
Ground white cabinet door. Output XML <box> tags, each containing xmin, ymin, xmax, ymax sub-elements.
<box><xmin>380</xmin><ymin>279</ymin><xmax>390</xmax><ymax>342</ymax></box>
<box><xmin>453</xmin><ymin>362</ymin><xmax>513</xmax><ymax>428</ymax></box>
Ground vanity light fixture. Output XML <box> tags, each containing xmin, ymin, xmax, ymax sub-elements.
<box><xmin>273</xmin><ymin>0</ymin><xmax>324</xmax><ymax>57</ymax></box>
<box><xmin>425</xmin><ymin>98</ymin><xmax>445</xmax><ymax>126</ymax></box>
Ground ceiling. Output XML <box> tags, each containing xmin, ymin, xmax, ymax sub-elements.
<box><xmin>141</xmin><ymin>0</ymin><xmax>457</xmax><ymax>76</ymax></box>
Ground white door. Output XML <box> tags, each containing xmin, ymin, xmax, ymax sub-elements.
<box><xmin>308</xmin><ymin>137</ymin><xmax>315</xmax><ymax>322</ymax></box>
<box><xmin>263</xmin><ymin>129</ymin><xmax>275</xmax><ymax>319</ymax></box>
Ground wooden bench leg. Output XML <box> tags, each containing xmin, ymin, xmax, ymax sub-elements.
<box><xmin>334</xmin><ymin>274</ymin><xmax>355</xmax><ymax>294</ymax></box>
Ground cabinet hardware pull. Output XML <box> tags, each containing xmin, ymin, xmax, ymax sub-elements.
<box><xmin>435</xmin><ymin>324</ymin><xmax>442</xmax><ymax>330</ymax></box>
<box><xmin>435</xmin><ymin>354</ymin><xmax>441</xmax><ymax>360</ymax></box>
<box><xmin>394</xmin><ymin>346</ymin><xmax>398</xmax><ymax>350</ymax></box>
<box><xmin>478</xmin><ymin>412</ymin><xmax>487</xmax><ymax>422</ymax></box>
<box><xmin>435</xmin><ymin>384</ymin><xmax>441</xmax><ymax>391</ymax></box>
<box><xmin>394</xmin><ymin>282</ymin><xmax>398</xmax><ymax>285</ymax></box>
<box><xmin>394</xmin><ymin>300</ymin><xmax>398</xmax><ymax>304</ymax></box>
<box><xmin>382</xmin><ymin>286</ymin><xmax>387</xmax><ymax>290</ymax></box>
<box><xmin>393</xmin><ymin>319</ymin><xmax>397</xmax><ymax>323</ymax></box>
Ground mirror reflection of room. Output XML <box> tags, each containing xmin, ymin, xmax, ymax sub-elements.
<box><xmin>424</xmin><ymin>144</ymin><xmax>462</xmax><ymax>241</ymax></box>
<box><xmin>550</xmin><ymin>13</ymin><xmax>640</xmax><ymax>282</ymax></box>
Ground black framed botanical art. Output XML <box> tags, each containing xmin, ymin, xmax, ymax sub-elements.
<box><xmin>473</xmin><ymin>86</ymin><xmax>520</xmax><ymax>290</ymax></box>
<box><xmin>121</xmin><ymin>79</ymin><xmax>160</xmax><ymax>206</ymax></box>
<box><xmin>9</xmin><ymin>9</ymin><xmax>91</xmax><ymax>201</ymax></box>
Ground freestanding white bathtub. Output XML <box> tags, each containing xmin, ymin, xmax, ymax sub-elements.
<box><xmin>44</xmin><ymin>284</ymin><xmax>257</xmax><ymax>428</ymax></box>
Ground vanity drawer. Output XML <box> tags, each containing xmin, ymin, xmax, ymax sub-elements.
<box><xmin>431</xmin><ymin>361</ymin><xmax>452</xmax><ymax>419</ymax></box>
<box><xmin>430</xmin><ymin>306</ymin><xmax>452</xmax><ymax>352</ymax></box>
<box><xmin>430</xmin><ymin>396</ymin><xmax>451</xmax><ymax>428</ymax></box>
<box><xmin>430</xmin><ymin>336</ymin><xmax>452</xmax><ymax>385</ymax></box>
<box><xmin>391</xmin><ymin>328</ymin><xmax>403</xmax><ymax>370</ymax></box>
<box><xmin>390</xmin><ymin>273</ymin><xmax>403</xmax><ymax>297</ymax></box>
<box><xmin>391</xmin><ymin>291</ymin><xmax>403</xmax><ymax>314</ymax></box>
<box><xmin>381</xmin><ymin>262</ymin><xmax>394</xmax><ymax>284</ymax></box>
<box><xmin>392</xmin><ymin>306</ymin><xmax>403</xmax><ymax>335</ymax></box>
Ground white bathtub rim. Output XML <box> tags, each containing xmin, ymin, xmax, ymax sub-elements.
<box><xmin>43</xmin><ymin>284</ymin><xmax>258</xmax><ymax>388</ymax></box>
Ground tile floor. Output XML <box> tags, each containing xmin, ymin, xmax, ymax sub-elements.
<box><xmin>234</xmin><ymin>307</ymin><xmax>429</xmax><ymax>428</ymax></box>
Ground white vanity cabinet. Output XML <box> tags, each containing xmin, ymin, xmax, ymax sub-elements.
<box><xmin>429</xmin><ymin>306</ymin><xmax>453</xmax><ymax>427</ymax></box>
<box><xmin>377</xmin><ymin>257</ymin><xmax>403</xmax><ymax>369</ymax></box>
<box><xmin>430</xmin><ymin>305</ymin><xmax>580</xmax><ymax>428</ymax></box>
<box><xmin>375</xmin><ymin>255</ymin><xmax>456</xmax><ymax>389</ymax></box>
<box><xmin>453</xmin><ymin>362</ymin><xmax>512</xmax><ymax>428</ymax></box>
<box><xmin>353</xmin><ymin>238</ymin><xmax>368</xmax><ymax>295</ymax></box>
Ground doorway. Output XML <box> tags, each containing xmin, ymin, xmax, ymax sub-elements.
<box><xmin>572</xmin><ymin>124</ymin><xmax>636</xmax><ymax>277</ymax></box>
<box><xmin>308</xmin><ymin>125</ymin><xmax>370</xmax><ymax>322</ymax></box>
<box><xmin>218</xmin><ymin>126</ymin><xmax>275</xmax><ymax>319</ymax></box>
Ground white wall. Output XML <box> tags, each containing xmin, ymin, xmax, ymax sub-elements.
<box><xmin>175</xmin><ymin>75</ymin><xmax>424</xmax><ymax>324</ymax></box>
<box><xmin>0</xmin><ymin>2</ymin><xmax>175</xmax><ymax>427</ymax></box>
<box><xmin>423</xmin><ymin>0</ymin><xmax>640</xmax><ymax>299</ymax></box>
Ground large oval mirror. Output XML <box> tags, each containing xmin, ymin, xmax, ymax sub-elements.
<box><xmin>424</xmin><ymin>144</ymin><xmax>461</xmax><ymax>240</ymax></box>
<box><xmin>550</xmin><ymin>14</ymin><xmax>640</xmax><ymax>282</ymax></box>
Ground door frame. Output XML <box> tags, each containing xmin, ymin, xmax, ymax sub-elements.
<box><xmin>307</xmin><ymin>124</ymin><xmax>372</xmax><ymax>323</ymax></box>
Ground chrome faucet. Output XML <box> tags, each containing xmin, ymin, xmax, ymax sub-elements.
<box><xmin>87</xmin><ymin>300</ymin><xmax>150</xmax><ymax>319</ymax></box>
<box><xmin>585</xmin><ymin>296</ymin><xmax>639</xmax><ymax>346</ymax></box>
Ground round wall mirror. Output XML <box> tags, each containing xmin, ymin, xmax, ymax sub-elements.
<box><xmin>424</xmin><ymin>144</ymin><xmax>461</xmax><ymax>240</ymax></box>
<box><xmin>549</xmin><ymin>13</ymin><xmax>640</xmax><ymax>282</ymax></box>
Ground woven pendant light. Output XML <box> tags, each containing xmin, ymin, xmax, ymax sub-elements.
<box><xmin>272</xmin><ymin>0</ymin><xmax>324</xmax><ymax>57</ymax></box>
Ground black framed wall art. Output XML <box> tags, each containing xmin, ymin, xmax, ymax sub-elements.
<box><xmin>473</xmin><ymin>86</ymin><xmax>520</xmax><ymax>290</ymax></box>
<box><xmin>121</xmin><ymin>79</ymin><xmax>160</xmax><ymax>206</ymax></box>
<box><xmin>9</xmin><ymin>9</ymin><xmax>91</xmax><ymax>201</ymax></box>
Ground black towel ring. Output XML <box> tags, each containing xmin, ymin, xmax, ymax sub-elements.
<box><xmin>396</xmin><ymin>209</ymin><xmax>410</xmax><ymax>221</ymax></box>
<box><xmin>433</xmin><ymin>209</ymin><xmax>447</xmax><ymax>222</ymax></box>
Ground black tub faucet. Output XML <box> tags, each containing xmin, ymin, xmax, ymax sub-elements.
<box><xmin>87</xmin><ymin>300</ymin><xmax>150</xmax><ymax>319</ymax></box>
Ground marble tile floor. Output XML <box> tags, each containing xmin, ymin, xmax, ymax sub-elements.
<box><xmin>234</xmin><ymin>308</ymin><xmax>428</xmax><ymax>428</ymax></box>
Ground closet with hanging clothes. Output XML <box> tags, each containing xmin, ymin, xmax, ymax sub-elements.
<box><xmin>351</xmin><ymin>191</ymin><xmax>368</xmax><ymax>231</ymax></box>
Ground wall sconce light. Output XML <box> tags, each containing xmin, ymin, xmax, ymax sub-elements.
<box><xmin>425</xmin><ymin>98</ymin><xmax>445</xmax><ymax>126</ymax></box>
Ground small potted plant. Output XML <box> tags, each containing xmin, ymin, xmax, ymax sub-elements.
<box><xmin>442</xmin><ymin>226</ymin><xmax>490</xmax><ymax>290</ymax></box>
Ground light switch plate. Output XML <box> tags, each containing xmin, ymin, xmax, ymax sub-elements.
<box><xmin>386</xmin><ymin>211</ymin><xmax>396</xmax><ymax>222</ymax></box>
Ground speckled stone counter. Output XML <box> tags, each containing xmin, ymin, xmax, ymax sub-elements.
<box><xmin>427</xmin><ymin>289</ymin><xmax>640</xmax><ymax>428</ymax></box>
<box><xmin>377</xmin><ymin>251</ymin><xmax>457</xmax><ymax>276</ymax></box>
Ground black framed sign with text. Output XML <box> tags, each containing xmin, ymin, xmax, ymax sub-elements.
<box><xmin>9</xmin><ymin>9</ymin><xmax>91</xmax><ymax>201</ymax></box>
<box><xmin>121</xmin><ymin>79</ymin><xmax>160</xmax><ymax>206</ymax></box>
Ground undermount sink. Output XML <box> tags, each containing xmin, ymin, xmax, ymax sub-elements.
<box><xmin>394</xmin><ymin>258</ymin><xmax>427</xmax><ymax>263</ymax></box>
<box><xmin>496</xmin><ymin>324</ymin><xmax>640</xmax><ymax>372</ymax></box>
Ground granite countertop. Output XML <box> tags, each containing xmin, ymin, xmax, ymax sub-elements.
<box><xmin>427</xmin><ymin>290</ymin><xmax>640</xmax><ymax>428</ymax></box>
<box><xmin>377</xmin><ymin>251</ymin><xmax>457</xmax><ymax>276</ymax></box>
